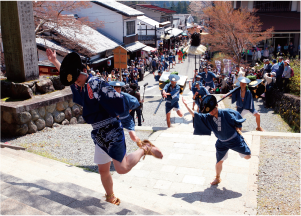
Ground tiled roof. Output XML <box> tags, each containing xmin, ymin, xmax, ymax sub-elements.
<box><xmin>36</xmin><ymin>38</ymin><xmax>71</xmax><ymax>54</ymax></box>
<box><xmin>92</xmin><ymin>0</ymin><xmax>144</xmax><ymax>17</ymax></box>
<box><xmin>136</xmin><ymin>4</ymin><xmax>176</xmax><ymax>14</ymax></box>
<box><xmin>46</xmin><ymin>21</ymin><xmax>122</xmax><ymax>54</ymax></box>
<box><xmin>124</xmin><ymin>41</ymin><xmax>146</xmax><ymax>52</ymax></box>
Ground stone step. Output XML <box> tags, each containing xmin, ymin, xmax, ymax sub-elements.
<box><xmin>1</xmin><ymin>194</ymin><xmax>49</xmax><ymax>215</ymax></box>
<box><xmin>1</xmin><ymin>148</ymin><xmax>216</xmax><ymax>214</ymax></box>
<box><xmin>0</xmin><ymin>181</ymin><xmax>85</xmax><ymax>215</ymax></box>
<box><xmin>0</xmin><ymin>172</ymin><xmax>157</xmax><ymax>215</ymax></box>
<box><xmin>1</xmin><ymin>149</ymin><xmax>159</xmax><ymax>215</ymax></box>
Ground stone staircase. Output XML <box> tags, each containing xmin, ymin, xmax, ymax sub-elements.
<box><xmin>1</xmin><ymin>95</ymin><xmax>260</xmax><ymax>215</ymax></box>
<box><xmin>0</xmin><ymin>148</ymin><xmax>160</xmax><ymax>215</ymax></box>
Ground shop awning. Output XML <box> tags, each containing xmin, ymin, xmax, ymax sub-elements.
<box><xmin>91</xmin><ymin>55</ymin><xmax>114</xmax><ymax>64</ymax></box>
<box><xmin>142</xmin><ymin>46</ymin><xmax>157</xmax><ymax>52</ymax></box>
<box><xmin>165</xmin><ymin>27</ymin><xmax>183</xmax><ymax>37</ymax></box>
<box><xmin>124</xmin><ymin>41</ymin><xmax>147</xmax><ymax>52</ymax></box>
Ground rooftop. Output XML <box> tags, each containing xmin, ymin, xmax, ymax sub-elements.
<box><xmin>136</xmin><ymin>4</ymin><xmax>176</xmax><ymax>14</ymax></box>
<box><xmin>92</xmin><ymin>0</ymin><xmax>144</xmax><ymax>17</ymax></box>
<box><xmin>137</xmin><ymin>15</ymin><xmax>160</xmax><ymax>27</ymax></box>
<box><xmin>36</xmin><ymin>38</ymin><xmax>71</xmax><ymax>54</ymax></box>
<box><xmin>45</xmin><ymin>21</ymin><xmax>122</xmax><ymax>55</ymax></box>
<box><xmin>124</xmin><ymin>41</ymin><xmax>146</xmax><ymax>52</ymax></box>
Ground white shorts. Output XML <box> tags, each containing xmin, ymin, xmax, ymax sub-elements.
<box><xmin>240</xmin><ymin>109</ymin><xmax>258</xmax><ymax>117</ymax></box>
<box><xmin>221</xmin><ymin>151</ymin><xmax>247</xmax><ymax>161</ymax></box>
<box><xmin>94</xmin><ymin>144</ymin><xmax>112</xmax><ymax>165</ymax></box>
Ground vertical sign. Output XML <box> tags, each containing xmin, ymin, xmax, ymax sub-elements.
<box><xmin>1</xmin><ymin>1</ymin><xmax>39</xmax><ymax>82</ymax></box>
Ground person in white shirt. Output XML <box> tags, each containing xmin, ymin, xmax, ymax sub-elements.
<box><xmin>257</xmin><ymin>50</ymin><xmax>262</xmax><ymax>62</ymax></box>
<box><xmin>263</xmin><ymin>47</ymin><xmax>269</xmax><ymax>59</ymax></box>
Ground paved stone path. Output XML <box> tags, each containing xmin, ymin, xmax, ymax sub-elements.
<box><xmin>111</xmin><ymin>95</ymin><xmax>259</xmax><ymax>215</ymax></box>
<box><xmin>1</xmin><ymin>94</ymin><xmax>300</xmax><ymax>215</ymax></box>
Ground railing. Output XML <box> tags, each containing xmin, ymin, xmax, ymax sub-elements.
<box><xmin>254</xmin><ymin>1</ymin><xmax>291</xmax><ymax>12</ymax></box>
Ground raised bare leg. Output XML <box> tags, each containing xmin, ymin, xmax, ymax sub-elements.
<box><xmin>176</xmin><ymin>109</ymin><xmax>183</xmax><ymax>117</ymax></box>
<box><xmin>112</xmin><ymin>144</ymin><xmax>163</xmax><ymax>174</ymax></box>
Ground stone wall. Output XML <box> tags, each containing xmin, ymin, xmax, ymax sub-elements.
<box><xmin>1</xmin><ymin>99</ymin><xmax>84</xmax><ymax>136</ymax></box>
<box><xmin>270</xmin><ymin>89</ymin><xmax>300</xmax><ymax>132</ymax></box>
<box><xmin>1</xmin><ymin>87</ymin><xmax>86</xmax><ymax>137</ymax></box>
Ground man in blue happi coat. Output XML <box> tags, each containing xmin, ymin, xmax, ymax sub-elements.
<box><xmin>193</xmin><ymin>81</ymin><xmax>210</xmax><ymax>112</ymax></box>
<box><xmin>182</xmin><ymin>95</ymin><xmax>251</xmax><ymax>185</ymax></box>
<box><xmin>189</xmin><ymin>71</ymin><xmax>203</xmax><ymax>111</ymax></box>
<box><xmin>199</xmin><ymin>66</ymin><xmax>217</xmax><ymax>89</ymax></box>
<box><xmin>229</xmin><ymin>77</ymin><xmax>264</xmax><ymax>131</ymax></box>
<box><xmin>109</xmin><ymin>81</ymin><xmax>144</xmax><ymax>144</ymax></box>
<box><xmin>46</xmin><ymin>49</ymin><xmax>163</xmax><ymax>206</ymax></box>
<box><xmin>162</xmin><ymin>74</ymin><xmax>183</xmax><ymax>127</ymax></box>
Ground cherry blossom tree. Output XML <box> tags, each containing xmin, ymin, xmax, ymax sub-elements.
<box><xmin>191</xmin><ymin>1</ymin><xmax>273</xmax><ymax>67</ymax></box>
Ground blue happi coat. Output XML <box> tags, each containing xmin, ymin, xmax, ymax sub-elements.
<box><xmin>199</xmin><ymin>71</ymin><xmax>217</xmax><ymax>88</ymax></box>
<box><xmin>70</xmin><ymin>74</ymin><xmax>126</xmax><ymax>162</ymax></box>
<box><xmin>119</xmin><ymin>92</ymin><xmax>140</xmax><ymax>131</ymax></box>
<box><xmin>231</xmin><ymin>89</ymin><xmax>255</xmax><ymax>113</ymax></box>
<box><xmin>193</xmin><ymin>108</ymin><xmax>251</xmax><ymax>163</ymax></box>
<box><xmin>191</xmin><ymin>80</ymin><xmax>203</xmax><ymax>95</ymax></box>
<box><xmin>163</xmin><ymin>83</ymin><xmax>180</xmax><ymax>113</ymax></box>
<box><xmin>194</xmin><ymin>87</ymin><xmax>210</xmax><ymax>108</ymax></box>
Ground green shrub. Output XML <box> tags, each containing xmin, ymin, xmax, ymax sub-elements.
<box><xmin>287</xmin><ymin>59</ymin><xmax>300</xmax><ymax>96</ymax></box>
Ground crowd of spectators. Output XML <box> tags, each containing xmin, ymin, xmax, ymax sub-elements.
<box><xmin>190</xmin><ymin>53</ymin><xmax>294</xmax><ymax>109</ymax></box>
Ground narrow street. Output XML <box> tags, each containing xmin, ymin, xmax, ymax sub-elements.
<box><xmin>136</xmin><ymin>54</ymin><xmax>199</xmax><ymax>127</ymax></box>
<box><xmin>140</xmin><ymin>53</ymin><xmax>200</xmax><ymax>97</ymax></box>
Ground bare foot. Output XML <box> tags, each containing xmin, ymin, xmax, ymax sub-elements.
<box><xmin>210</xmin><ymin>176</ymin><xmax>221</xmax><ymax>185</ymax></box>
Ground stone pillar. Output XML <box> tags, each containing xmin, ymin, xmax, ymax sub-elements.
<box><xmin>1</xmin><ymin>1</ymin><xmax>39</xmax><ymax>82</ymax></box>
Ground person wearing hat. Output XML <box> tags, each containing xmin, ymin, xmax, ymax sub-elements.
<box><xmin>46</xmin><ymin>49</ymin><xmax>163</xmax><ymax>205</ymax></box>
<box><xmin>182</xmin><ymin>95</ymin><xmax>251</xmax><ymax>185</ymax></box>
<box><xmin>264</xmin><ymin>71</ymin><xmax>276</xmax><ymax>108</ymax></box>
<box><xmin>282</xmin><ymin>59</ymin><xmax>292</xmax><ymax>93</ymax></box>
<box><xmin>230</xmin><ymin>77</ymin><xmax>264</xmax><ymax>131</ymax></box>
<box><xmin>193</xmin><ymin>81</ymin><xmax>210</xmax><ymax>112</ymax></box>
<box><xmin>199</xmin><ymin>66</ymin><xmax>217</xmax><ymax>89</ymax></box>
<box><xmin>109</xmin><ymin>81</ymin><xmax>144</xmax><ymax>143</ymax></box>
<box><xmin>162</xmin><ymin>74</ymin><xmax>184</xmax><ymax>127</ymax></box>
<box><xmin>189</xmin><ymin>72</ymin><xmax>203</xmax><ymax>110</ymax></box>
